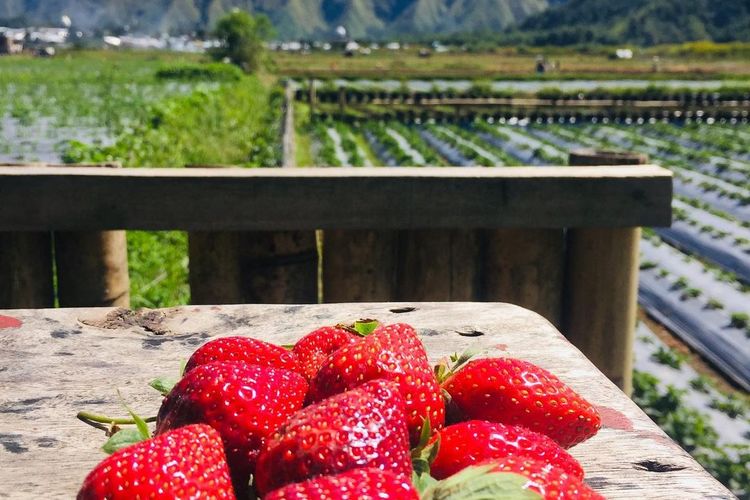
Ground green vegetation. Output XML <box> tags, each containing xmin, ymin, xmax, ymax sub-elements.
<box><xmin>709</xmin><ymin>395</ymin><xmax>748</xmax><ymax>420</ymax></box>
<box><xmin>633</xmin><ymin>371</ymin><xmax>749</xmax><ymax>498</ymax></box>
<box><xmin>513</xmin><ymin>0</ymin><xmax>750</xmax><ymax>46</ymax></box>
<box><xmin>729</xmin><ymin>313</ymin><xmax>749</xmax><ymax>330</ymax></box>
<box><xmin>0</xmin><ymin>51</ymin><xmax>282</xmax><ymax>309</ymax></box>
<box><xmin>155</xmin><ymin>63</ymin><xmax>243</xmax><ymax>82</ymax></box>
<box><xmin>650</xmin><ymin>346</ymin><xmax>686</xmax><ymax>369</ymax></box>
<box><xmin>211</xmin><ymin>10</ymin><xmax>274</xmax><ymax>73</ymax></box>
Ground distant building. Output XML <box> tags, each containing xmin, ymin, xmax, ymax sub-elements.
<box><xmin>0</xmin><ymin>29</ymin><xmax>24</xmax><ymax>55</ymax></box>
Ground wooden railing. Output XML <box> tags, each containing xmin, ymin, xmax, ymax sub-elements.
<box><xmin>0</xmin><ymin>164</ymin><xmax>673</xmax><ymax>392</ymax></box>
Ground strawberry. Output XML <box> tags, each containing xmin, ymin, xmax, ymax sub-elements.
<box><xmin>183</xmin><ymin>336</ymin><xmax>299</xmax><ymax>374</ymax></box>
<box><xmin>263</xmin><ymin>468</ymin><xmax>419</xmax><ymax>500</ymax></box>
<box><xmin>442</xmin><ymin>358</ymin><xmax>601</xmax><ymax>448</ymax></box>
<box><xmin>292</xmin><ymin>326</ymin><xmax>360</xmax><ymax>380</ymax></box>
<box><xmin>483</xmin><ymin>456</ymin><xmax>605</xmax><ymax>499</ymax></box>
<box><xmin>429</xmin><ymin>420</ymin><xmax>583</xmax><ymax>480</ymax></box>
<box><xmin>307</xmin><ymin>323</ymin><xmax>445</xmax><ymax>444</ymax></box>
<box><xmin>78</xmin><ymin>424</ymin><xmax>235</xmax><ymax>499</ymax></box>
<box><xmin>156</xmin><ymin>361</ymin><xmax>307</xmax><ymax>498</ymax></box>
<box><xmin>254</xmin><ymin>379</ymin><xmax>412</xmax><ymax>497</ymax></box>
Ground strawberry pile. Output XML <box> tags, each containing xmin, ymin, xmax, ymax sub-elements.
<box><xmin>77</xmin><ymin>321</ymin><xmax>604</xmax><ymax>500</ymax></box>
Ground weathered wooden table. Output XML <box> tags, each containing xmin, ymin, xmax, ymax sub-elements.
<box><xmin>0</xmin><ymin>303</ymin><xmax>732</xmax><ymax>499</ymax></box>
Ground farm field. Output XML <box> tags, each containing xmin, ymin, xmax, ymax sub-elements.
<box><xmin>0</xmin><ymin>51</ymin><xmax>283</xmax><ymax>308</ymax></box>
<box><xmin>297</xmin><ymin>114</ymin><xmax>750</xmax><ymax>494</ymax></box>
<box><xmin>275</xmin><ymin>46</ymin><xmax>750</xmax><ymax>81</ymax></box>
<box><xmin>298</xmin><ymin>118</ymin><xmax>750</xmax><ymax>382</ymax></box>
<box><xmin>2</xmin><ymin>48</ymin><xmax>749</xmax><ymax>495</ymax></box>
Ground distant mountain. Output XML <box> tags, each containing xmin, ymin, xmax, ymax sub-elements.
<box><xmin>0</xmin><ymin>0</ymin><xmax>554</xmax><ymax>39</ymax></box>
<box><xmin>515</xmin><ymin>0</ymin><xmax>750</xmax><ymax>45</ymax></box>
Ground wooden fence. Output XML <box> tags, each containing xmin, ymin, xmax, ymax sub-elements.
<box><xmin>0</xmin><ymin>164</ymin><xmax>672</xmax><ymax>392</ymax></box>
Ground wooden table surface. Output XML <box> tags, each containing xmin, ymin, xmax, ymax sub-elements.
<box><xmin>0</xmin><ymin>303</ymin><xmax>733</xmax><ymax>499</ymax></box>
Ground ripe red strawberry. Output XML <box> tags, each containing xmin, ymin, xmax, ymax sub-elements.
<box><xmin>307</xmin><ymin>323</ymin><xmax>445</xmax><ymax>444</ymax></box>
<box><xmin>183</xmin><ymin>336</ymin><xmax>299</xmax><ymax>374</ymax></box>
<box><xmin>292</xmin><ymin>326</ymin><xmax>360</xmax><ymax>380</ymax></box>
<box><xmin>254</xmin><ymin>379</ymin><xmax>412</xmax><ymax>497</ymax></box>
<box><xmin>429</xmin><ymin>420</ymin><xmax>583</xmax><ymax>480</ymax></box>
<box><xmin>78</xmin><ymin>424</ymin><xmax>235</xmax><ymax>499</ymax></box>
<box><xmin>156</xmin><ymin>361</ymin><xmax>307</xmax><ymax>498</ymax></box>
<box><xmin>483</xmin><ymin>456</ymin><xmax>605</xmax><ymax>499</ymax></box>
<box><xmin>263</xmin><ymin>468</ymin><xmax>419</xmax><ymax>500</ymax></box>
<box><xmin>442</xmin><ymin>358</ymin><xmax>601</xmax><ymax>448</ymax></box>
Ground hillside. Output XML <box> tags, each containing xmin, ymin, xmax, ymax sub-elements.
<box><xmin>0</xmin><ymin>0</ymin><xmax>552</xmax><ymax>39</ymax></box>
<box><xmin>515</xmin><ymin>0</ymin><xmax>750</xmax><ymax>45</ymax></box>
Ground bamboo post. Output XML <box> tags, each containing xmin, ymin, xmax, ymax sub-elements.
<box><xmin>482</xmin><ymin>229</ymin><xmax>565</xmax><ymax>328</ymax></box>
<box><xmin>564</xmin><ymin>149</ymin><xmax>648</xmax><ymax>394</ymax></box>
<box><xmin>0</xmin><ymin>232</ymin><xmax>54</xmax><ymax>308</ymax></box>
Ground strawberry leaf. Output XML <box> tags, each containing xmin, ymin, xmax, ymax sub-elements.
<box><xmin>421</xmin><ymin>465</ymin><xmax>540</xmax><ymax>500</ymax></box>
<box><xmin>149</xmin><ymin>376</ymin><xmax>177</xmax><ymax>396</ymax></box>
<box><xmin>101</xmin><ymin>428</ymin><xmax>146</xmax><ymax>455</ymax></box>
<box><xmin>179</xmin><ymin>358</ymin><xmax>187</xmax><ymax>376</ymax></box>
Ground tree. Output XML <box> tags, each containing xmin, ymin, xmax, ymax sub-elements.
<box><xmin>211</xmin><ymin>10</ymin><xmax>274</xmax><ymax>73</ymax></box>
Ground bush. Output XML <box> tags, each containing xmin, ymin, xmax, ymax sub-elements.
<box><xmin>705</xmin><ymin>298</ymin><xmax>724</xmax><ymax>310</ymax></box>
<box><xmin>155</xmin><ymin>63</ymin><xmax>243</xmax><ymax>82</ymax></box>
<box><xmin>673</xmin><ymin>276</ymin><xmax>689</xmax><ymax>290</ymax></box>
<box><xmin>650</xmin><ymin>346</ymin><xmax>686</xmax><ymax>369</ymax></box>
<box><xmin>709</xmin><ymin>395</ymin><xmax>747</xmax><ymax>420</ymax></box>
<box><xmin>211</xmin><ymin>10</ymin><xmax>274</xmax><ymax>73</ymax></box>
<box><xmin>730</xmin><ymin>313</ymin><xmax>749</xmax><ymax>329</ymax></box>
<box><xmin>681</xmin><ymin>288</ymin><xmax>702</xmax><ymax>300</ymax></box>
<box><xmin>689</xmin><ymin>375</ymin><xmax>712</xmax><ymax>393</ymax></box>
<box><xmin>640</xmin><ymin>260</ymin><xmax>657</xmax><ymax>270</ymax></box>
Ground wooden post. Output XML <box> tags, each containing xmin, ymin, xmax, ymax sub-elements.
<box><xmin>0</xmin><ymin>164</ymin><xmax>56</xmax><ymax>309</ymax></box>
<box><xmin>482</xmin><ymin>229</ymin><xmax>564</xmax><ymax>327</ymax></box>
<box><xmin>0</xmin><ymin>233</ymin><xmax>54</xmax><ymax>308</ymax></box>
<box><xmin>52</xmin><ymin>162</ymin><xmax>130</xmax><ymax>308</ymax></box>
<box><xmin>55</xmin><ymin>231</ymin><xmax>130</xmax><ymax>307</ymax></box>
<box><xmin>396</xmin><ymin>229</ymin><xmax>480</xmax><ymax>301</ymax></box>
<box><xmin>322</xmin><ymin>230</ymin><xmax>399</xmax><ymax>302</ymax></box>
<box><xmin>564</xmin><ymin>149</ymin><xmax>649</xmax><ymax>394</ymax></box>
<box><xmin>189</xmin><ymin>230</ymin><xmax>318</xmax><ymax>304</ymax></box>
<box><xmin>187</xmin><ymin>109</ymin><xmax>318</xmax><ymax>305</ymax></box>
<box><xmin>323</xmin><ymin>229</ymin><xmax>480</xmax><ymax>303</ymax></box>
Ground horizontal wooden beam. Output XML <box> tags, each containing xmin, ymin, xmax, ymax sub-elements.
<box><xmin>0</xmin><ymin>166</ymin><xmax>672</xmax><ymax>231</ymax></box>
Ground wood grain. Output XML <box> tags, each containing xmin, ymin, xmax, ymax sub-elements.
<box><xmin>54</xmin><ymin>231</ymin><xmax>130</xmax><ymax>308</ymax></box>
<box><xmin>482</xmin><ymin>228</ymin><xmax>565</xmax><ymax>327</ymax></box>
<box><xmin>0</xmin><ymin>232</ymin><xmax>53</xmax><ymax>308</ymax></box>
<box><xmin>0</xmin><ymin>166</ymin><xmax>673</xmax><ymax>231</ymax></box>
<box><xmin>0</xmin><ymin>303</ymin><xmax>731</xmax><ymax>499</ymax></box>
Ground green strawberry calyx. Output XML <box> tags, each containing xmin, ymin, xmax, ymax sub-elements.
<box><xmin>420</xmin><ymin>464</ymin><xmax>541</xmax><ymax>500</ymax></box>
<box><xmin>411</xmin><ymin>417</ymin><xmax>440</xmax><ymax>494</ymax></box>
<box><xmin>337</xmin><ymin>319</ymin><xmax>381</xmax><ymax>337</ymax></box>
<box><xmin>434</xmin><ymin>347</ymin><xmax>481</xmax><ymax>384</ymax></box>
